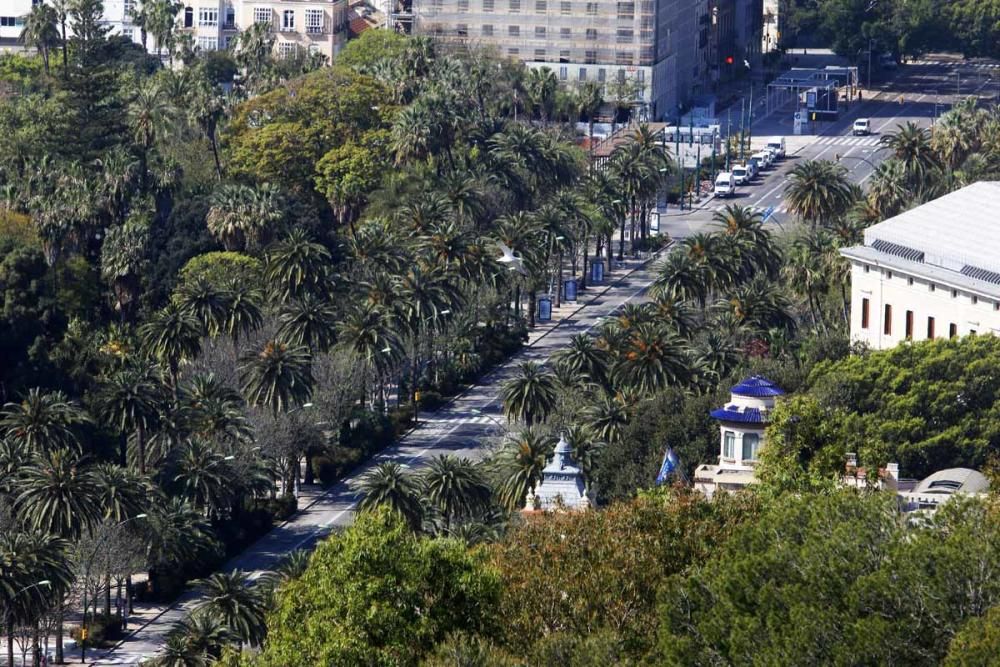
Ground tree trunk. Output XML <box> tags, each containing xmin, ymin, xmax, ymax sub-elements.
<box><xmin>606</xmin><ymin>232</ymin><xmax>614</xmax><ymax>272</ymax></box>
<box><xmin>528</xmin><ymin>290</ymin><xmax>536</xmax><ymax>328</ymax></box>
<box><xmin>555</xmin><ymin>251</ymin><xmax>563</xmax><ymax>308</ymax></box>
<box><xmin>617</xmin><ymin>215</ymin><xmax>626</xmax><ymax>261</ymax></box>
<box><xmin>581</xmin><ymin>233</ymin><xmax>589</xmax><ymax>290</ymax></box>
<box><xmin>209</xmin><ymin>126</ymin><xmax>223</xmax><ymax>181</ymax></box>
<box><xmin>104</xmin><ymin>576</ymin><xmax>112</xmax><ymax>618</ymax></box>
<box><xmin>55</xmin><ymin>605</ymin><xmax>64</xmax><ymax>664</ymax></box>
<box><xmin>137</xmin><ymin>422</ymin><xmax>146</xmax><ymax>476</ymax></box>
<box><xmin>8</xmin><ymin>613</ymin><xmax>14</xmax><ymax>667</ymax></box>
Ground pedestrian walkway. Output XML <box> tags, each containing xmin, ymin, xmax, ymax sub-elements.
<box><xmin>914</xmin><ymin>59</ymin><xmax>1000</xmax><ymax>70</ymax></box>
<box><xmin>811</xmin><ymin>135</ymin><xmax>882</xmax><ymax>147</ymax></box>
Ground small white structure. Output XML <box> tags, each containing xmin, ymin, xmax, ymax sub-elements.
<box><xmin>694</xmin><ymin>376</ymin><xmax>785</xmax><ymax>499</ymax></box>
<box><xmin>529</xmin><ymin>433</ymin><xmax>591</xmax><ymax>511</ymax></box>
<box><xmin>900</xmin><ymin>467</ymin><xmax>989</xmax><ymax>512</ymax></box>
<box><xmin>841</xmin><ymin>181</ymin><xmax>1000</xmax><ymax>350</ymax></box>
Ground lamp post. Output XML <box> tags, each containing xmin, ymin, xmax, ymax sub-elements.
<box><xmin>81</xmin><ymin>515</ymin><xmax>147</xmax><ymax>662</ymax></box>
<box><xmin>4</xmin><ymin>580</ymin><xmax>51</xmax><ymax>667</ymax></box>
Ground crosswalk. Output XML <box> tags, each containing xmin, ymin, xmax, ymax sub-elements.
<box><xmin>914</xmin><ymin>59</ymin><xmax>1000</xmax><ymax>70</ymax></box>
<box><xmin>421</xmin><ymin>414</ymin><xmax>506</xmax><ymax>426</ymax></box>
<box><xmin>812</xmin><ymin>136</ymin><xmax>882</xmax><ymax>147</ymax></box>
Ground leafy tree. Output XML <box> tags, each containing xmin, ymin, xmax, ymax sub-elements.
<box><xmin>140</xmin><ymin>303</ymin><xmax>204</xmax><ymax>395</ymax></box>
<box><xmin>495</xmin><ymin>427</ymin><xmax>552</xmax><ymax>510</ymax></box>
<box><xmin>1</xmin><ymin>387</ymin><xmax>88</xmax><ymax>454</ymax></box>
<box><xmin>15</xmin><ymin>448</ymin><xmax>101</xmax><ymax>540</ymax></box>
<box><xmin>98</xmin><ymin>364</ymin><xmax>161</xmax><ymax>472</ymax></box>
<box><xmin>255</xmin><ymin>508</ymin><xmax>500</xmax><ymax>667</ymax></box>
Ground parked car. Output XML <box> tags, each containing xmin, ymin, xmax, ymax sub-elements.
<box><xmin>732</xmin><ymin>165</ymin><xmax>750</xmax><ymax>185</ymax></box>
<box><xmin>753</xmin><ymin>150</ymin><xmax>773</xmax><ymax>169</ymax></box>
<box><xmin>746</xmin><ymin>157</ymin><xmax>760</xmax><ymax>179</ymax></box>
<box><xmin>853</xmin><ymin>118</ymin><xmax>871</xmax><ymax>136</ymax></box>
<box><xmin>766</xmin><ymin>137</ymin><xmax>786</xmax><ymax>158</ymax></box>
<box><xmin>715</xmin><ymin>172</ymin><xmax>736</xmax><ymax>197</ymax></box>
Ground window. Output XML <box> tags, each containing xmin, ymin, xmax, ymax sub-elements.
<box><xmin>534</xmin><ymin>48</ymin><xmax>545</xmax><ymax>60</ymax></box>
<box><xmin>586</xmin><ymin>28</ymin><xmax>597</xmax><ymax>40</ymax></box>
<box><xmin>905</xmin><ymin>310</ymin><xmax>913</xmax><ymax>339</ymax></box>
<box><xmin>277</xmin><ymin>41</ymin><xmax>297</xmax><ymax>57</ymax></box>
<box><xmin>723</xmin><ymin>431</ymin><xmax>735</xmax><ymax>459</ymax></box>
<box><xmin>483</xmin><ymin>0</ymin><xmax>494</xmax><ymax>10</ymax></box>
<box><xmin>597</xmin><ymin>68</ymin><xmax>606</xmax><ymax>81</ymax></box>
<box><xmin>197</xmin><ymin>36</ymin><xmax>218</xmax><ymax>50</ymax></box>
<box><xmin>456</xmin><ymin>23</ymin><xmax>468</xmax><ymax>35</ymax></box>
<box><xmin>886</xmin><ymin>271</ymin><xmax>892</xmax><ymax>280</ymax></box>
<box><xmin>927</xmin><ymin>317</ymin><xmax>935</xmax><ymax>339</ymax></box>
<box><xmin>972</xmin><ymin>295</ymin><xmax>979</xmax><ymax>304</ymax></box>
<box><xmin>121</xmin><ymin>27</ymin><xmax>134</xmax><ymax>40</ymax></box>
<box><xmin>199</xmin><ymin>6</ymin><xmax>219</xmax><ymax>26</ymax></box>
<box><xmin>742</xmin><ymin>434</ymin><xmax>760</xmax><ymax>461</ymax></box>
<box><xmin>884</xmin><ymin>304</ymin><xmax>892</xmax><ymax>335</ymax></box>
<box><xmin>864</xmin><ymin>265</ymin><xmax>870</xmax><ymax>273</ymax></box>
<box><xmin>458</xmin><ymin>0</ymin><xmax>469</xmax><ymax>10</ymax></box>
<box><xmin>929</xmin><ymin>283</ymin><xmax>935</xmax><ymax>292</ymax></box>
<box><xmin>950</xmin><ymin>323</ymin><xmax>958</xmax><ymax>338</ymax></box>
<box><xmin>305</xmin><ymin>9</ymin><xmax>324</xmax><ymax>33</ymax></box>
<box><xmin>281</xmin><ymin>10</ymin><xmax>294</xmax><ymax>29</ymax></box>
<box><xmin>225</xmin><ymin>6</ymin><xmax>235</xmax><ymax>28</ymax></box>
<box><xmin>578</xmin><ymin>67</ymin><xmax>587</xmax><ymax>80</ymax></box>
<box><xmin>508</xmin><ymin>47</ymin><xmax>519</xmax><ymax>56</ymax></box>
<box><xmin>585</xmin><ymin>49</ymin><xmax>596</xmax><ymax>63</ymax></box>
<box><xmin>616</xmin><ymin>51</ymin><xmax>633</xmax><ymax>65</ymax></box>
<box><xmin>617</xmin><ymin>1</ymin><xmax>635</xmax><ymax>18</ymax></box>
<box><xmin>561</xmin><ymin>1</ymin><xmax>571</xmax><ymax>13</ymax></box>
<box><xmin>184</xmin><ymin>7</ymin><xmax>194</xmax><ymax>27</ymax></box>
<box><xmin>509</xmin><ymin>0</ymin><xmax>521</xmax><ymax>11</ymax></box>
<box><xmin>560</xmin><ymin>27</ymin><xmax>570</xmax><ymax>39</ymax></box>
<box><xmin>508</xmin><ymin>25</ymin><xmax>520</xmax><ymax>36</ymax></box>
<box><xmin>616</xmin><ymin>28</ymin><xmax>633</xmax><ymax>43</ymax></box>
<box><xmin>559</xmin><ymin>66</ymin><xmax>567</xmax><ymax>80</ymax></box>
<box><xmin>535</xmin><ymin>26</ymin><xmax>546</xmax><ymax>38</ymax></box>
<box><xmin>559</xmin><ymin>49</ymin><xmax>569</xmax><ymax>62</ymax></box>
<box><xmin>995</xmin><ymin>302</ymin><xmax>999</xmax><ymax>311</ymax></box>
<box><xmin>481</xmin><ymin>24</ymin><xmax>494</xmax><ymax>35</ymax></box>
<box><xmin>253</xmin><ymin>7</ymin><xmax>270</xmax><ymax>24</ymax></box>
<box><xmin>952</xmin><ymin>289</ymin><xmax>959</xmax><ymax>298</ymax></box>
<box><xmin>0</xmin><ymin>17</ymin><xmax>16</xmax><ymax>28</ymax></box>
<box><xmin>861</xmin><ymin>298</ymin><xmax>870</xmax><ymax>329</ymax></box>
<box><xmin>536</xmin><ymin>0</ymin><xmax>547</xmax><ymax>11</ymax></box>
<box><xmin>586</xmin><ymin>2</ymin><xmax>598</xmax><ymax>14</ymax></box>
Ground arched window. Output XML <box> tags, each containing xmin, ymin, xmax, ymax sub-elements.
<box><xmin>742</xmin><ymin>433</ymin><xmax>760</xmax><ymax>461</ymax></box>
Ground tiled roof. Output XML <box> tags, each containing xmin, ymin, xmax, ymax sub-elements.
<box><xmin>709</xmin><ymin>406</ymin><xmax>765</xmax><ymax>424</ymax></box>
<box><xmin>730</xmin><ymin>375</ymin><xmax>785</xmax><ymax>397</ymax></box>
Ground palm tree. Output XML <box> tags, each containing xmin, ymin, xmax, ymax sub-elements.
<box><xmin>16</xmin><ymin>449</ymin><xmax>101</xmax><ymax>540</ymax></box>
<box><xmin>19</xmin><ymin>4</ymin><xmax>60</xmax><ymax>76</ymax></box>
<box><xmin>357</xmin><ymin>462</ymin><xmax>423</xmax><ymax>531</ymax></box>
<box><xmin>551</xmin><ymin>334</ymin><xmax>610</xmax><ymax>388</ymax></box>
<box><xmin>224</xmin><ymin>279</ymin><xmax>264</xmax><ymax>344</ymax></box>
<box><xmin>100</xmin><ymin>218</ymin><xmax>150</xmax><ymax>319</ymax></box>
<box><xmin>867</xmin><ymin>158</ymin><xmax>910</xmax><ymax>220</ymax></box>
<box><xmin>160</xmin><ymin>611</ymin><xmax>230</xmax><ymax>665</ymax></box>
<box><xmin>500</xmin><ymin>361</ymin><xmax>558</xmax><ymax>426</ymax></box>
<box><xmin>648</xmin><ymin>292</ymin><xmax>698</xmax><ymax>338</ymax></box>
<box><xmin>881</xmin><ymin>121</ymin><xmax>940</xmax><ymax>191</ymax></box>
<box><xmin>175</xmin><ymin>276</ymin><xmax>231</xmax><ymax>338</ymax></box>
<box><xmin>277</xmin><ymin>294</ymin><xmax>338</xmax><ymax>353</ymax></box>
<box><xmin>496</xmin><ymin>428</ymin><xmax>552</xmax><ymax>511</ymax></box>
<box><xmin>613</xmin><ymin>322</ymin><xmax>692</xmax><ymax>395</ymax></box>
<box><xmin>0</xmin><ymin>388</ymin><xmax>89</xmax><ymax>454</ymax></box>
<box><xmin>145</xmin><ymin>497</ymin><xmax>219</xmax><ymax>575</ymax></box>
<box><xmin>563</xmin><ymin>424</ymin><xmax>604</xmax><ymax>490</ymax></box>
<box><xmin>191</xmin><ymin>570</ymin><xmax>266</xmax><ymax>648</ymax></box>
<box><xmin>783</xmin><ymin>232</ymin><xmax>832</xmax><ymax>332</ymax></box>
<box><xmin>585</xmin><ymin>393</ymin><xmax>629</xmax><ymax>445</ymax></box>
<box><xmin>206</xmin><ymin>184</ymin><xmax>283</xmax><ymax>253</ymax></box>
<box><xmin>420</xmin><ymin>455</ymin><xmax>492</xmax><ymax>528</ymax></box>
<box><xmin>91</xmin><ymin>463</ymin><xmax>148</xmax><ymax>523</ymax></box>
<box><xmin>140</xmin><ymin>304</ymin><xmax>204</xmax><ymax>396</ymax></box>
<box><xmin>239</xmin><ymin>340</ymin><xmax>313</xmax><ymax>415</ymax></box>
<box><xmin>576</xmin><ymin>80</ymin><xmax>604</xmax><ymax>164</ymax></box>
<box><xmin>784</xmin><ymin>159</ymin><xmax>856</xmax><ymax>227</ymax></box>
<box><xmin>164</xmin><ymin>438</ymin><xmax>232</xmax><ymax>515</ymax></box>
<box><xmin>98</xmin><ymin>365</ymin><xmax>162</xmax><ymax>473</ymax></box>
<box><xmin>51</xmin><ymin>0</ymin><xmax>69</xmax><ymax>79</ymax></box>
<box><xmin>128</xmin><ymin>78</ymin><xmax>176</xmax><ymax>188</ymax></box>
<box><xmin>258</xmin><ymin>550</ymin><xmax>310</xmax><ymax>593</ymax></box>
<box><xmin>264</xmin><ymin>230</ymin><xmax>333</xmax><ymax>302</ymax></box>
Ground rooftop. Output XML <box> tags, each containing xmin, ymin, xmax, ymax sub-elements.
<box><xmin>913</xmin><ymin>468</ymin><xmax>989</xmax><ymax>496</ymax></box>
<box><xmin>730</xmin><ymin>375</ymin><xmax>785</xmax><ymax>398</ymax></box>
<box><xmin>843</xmin><ymin>182</ymin><xmax>1000</xmax><ymax>285</ymax></box>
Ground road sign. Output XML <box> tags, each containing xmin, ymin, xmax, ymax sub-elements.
<box><xmin>762</xmin><ymin>205</ymin><xmax>775</xmax><ymax>221</ymax></box>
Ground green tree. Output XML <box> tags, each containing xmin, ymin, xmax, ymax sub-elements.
<box><xmin>255</xmin><ymin>508</ymin><xmax>500</xmax><ymax>667</ymax></box>
<box><xmin>1</xmin><ymin>388</ymin><xmax>88</xmax><ymax>455</ymax></box>
<box><xmin>239</xmin><ymin>340</ymin><xmax>313</xmax><ymax>415</ymax></box>
<box><xmin>140</xmin><ymin>303</ymin><xmax>204</xmax><ymax>395</ymax></box>
<box><xmin>499</xmin><ymin>362</ymin><xmax>558</xmax><ymax>426</ymax></box>
<box><xmin>495</xmin><ymin>427</ymin><xmax>552</xmax><ymax>511</ymax></box>
<box><xmin>18</xmin><ymin>3</ymin><xmax>60</xmax><ymax>76</ymax></box>
<box><xmin>357</xmin><ymin>461</ymin><xmax>424</xmax><ymax>531</ymax></box>
<box><xmin>16</xmin><ymin>448</ymin><xmax>101</xmax><ymax>540</ymax></box>
<box><xmin>191</xmin><ymin>570</ymin><xmax>267</xmax><ymax>648</ymax></box>
<box><xmin>420</xmin><ymin>455</ymin><xmax>492</xmax><ymax>529</ymax></box>
<box><xmin>784</xmin><ymin>159</ymin><xmax>857</xmax><ymax>227</ymax></box>
<box><xmin>98</xmin><ymin>364</ymin><xmax>162</xmax><ymax>473</ymax></box>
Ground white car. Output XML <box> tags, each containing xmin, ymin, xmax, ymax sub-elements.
<box><xmin>853</xmin><ymin>118</ymin><xmax>871</xmax><ymax>136</ymax></box>
<box><xmin>715</xmin><ymin>173</ymin><xmax>736</xmax><ymax>197</ymax></box>
<box><xmin>766</xmin><ymin>137</ymin><xmax>786</xmax><ymax>158</ymax></box>
<box><xmin>752</xmin><ymin>151</ymin><xmax>773</xmax><ymax>169</ymax></box>
<box><xmin>732</xmin><ymin>165</ymin><xmax>750</xmax><ymax>186</ymax></box>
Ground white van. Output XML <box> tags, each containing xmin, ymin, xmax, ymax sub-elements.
<box><xmin>765</xmin><ymin>137</ymin><xmax>786</xmax><ymax>158</ymax></box>
<box><xmin>752</xmin><ymin>150</ymin><xmax>773</xmax><ymax>169</ymax></box>
<box><xmin>732</xmin><ymin>164</ymin><xmax>750</xmax><ymax>186</ymax></box>
<box><xmin>853</xmin><ymin>118</ymin><xmax>871</xmax><ymax>136</ymax></box>
<box><xmin>715</xmin><ymin>172</ymin><xmax>736</xmax><ymax>197</ymax></box>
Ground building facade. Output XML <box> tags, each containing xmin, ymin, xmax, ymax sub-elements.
<box><xmin>179</xmin><ymin>1</ymin><xmax>349</xmax><ymax>61</ymax></box>
<box><xmin>841</xmin><ymin>182</ymin><xmax>1000</xmax><ymax>350</ymax></box>
<box><xmin>1</xmin><ymin>0</ymin><xmax>146</xmax><ymax>51</ymax></box>
<box><xmin>693</xmin><ymin>375</ymin><xmax>784</xmax><ymax>498</ymax></box>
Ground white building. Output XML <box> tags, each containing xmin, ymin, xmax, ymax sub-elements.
<box><xmin>527</xmin><ymin>432</ymin><xmax>591</xmax><ymax>511</ymax></box>
<box><xmin>841</xmin><ymin>182</ymin><xmax>1000</xmax><ymax>350</ymax></box>
<box><xmin>900</xmin><ymin>467</ymin><xmax>988</xmax><ymax>512</ymax></box>
<box><xmin>694</xmin><ymin>375</ymin><xmax>784</xmax><ymax>499</ymax></box>
<box><xmin>0</xmin><ymin>0</ymin><xmax>144</xmax><ymax>52</ymax></box>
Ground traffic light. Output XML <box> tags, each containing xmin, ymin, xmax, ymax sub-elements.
<box><xmin>725</xmin><ymin>55</ymin><xmax>734</xmax><ymax>65</ymax></box>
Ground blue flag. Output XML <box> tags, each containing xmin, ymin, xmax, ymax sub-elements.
<box><xmin>655</xmin><ymin>447</ymin><xmax>680</xmax><ymax>485</ymax></box>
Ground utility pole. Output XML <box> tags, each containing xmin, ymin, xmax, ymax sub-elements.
<box><xmin>675</xmin><ymin>121</ymin><xmax>682</xmax><ymax>210</ymax></box>
<box><xmin>739</xmin><ymin>97</ymin><xmax>745</xmax><ymax>160</ymax></box>
<box><xmin>725</xmin><ymin>109</ymin><xmax>731</xmax><ymax>170</ymax></box>
<box><xmin>747</xmin><ymin>83</ymin><xmax>754</xmax><ymax>154</ymax></box>
<box><xmin>867</xmin><ymin>38</ymin><xmax>873</xmax><ymax>90</ymax></box>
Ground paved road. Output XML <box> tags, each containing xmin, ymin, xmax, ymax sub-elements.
<box><xmin>90</xmin><ymin>256</ymin><xmax>661</xmax><ymax>665</ymax></box>
<box><xmin>661</xmin><ymin>58</ymin><xmax>992</xmax><ymax>239</ymax></box>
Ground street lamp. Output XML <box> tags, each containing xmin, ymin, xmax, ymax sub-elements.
<box><xmin>80</xmin><ymin>515</ymin><xmax>147</xmax><ymax>661</ymax></box>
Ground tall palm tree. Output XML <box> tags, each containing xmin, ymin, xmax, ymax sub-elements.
<box><xmin>784</xmin><ymin>159</ymin><xmax>856</xmax><ymax>227</ymax></box>
<box><xmin>264</xmin><ymin>230</ymin><xmax>333</xmax><ymax>302</ymax></box>
<box><xmin>0</xmin><ymin>388</ymin><xmax>89</xmax><ymax>455</ymax></box>
<box><xmin>551</xmin><ymin>334</ymin><xmax>610</xmax><ymax>388</ymax></box>
<box><xmin>576</xmin><ymin>80</ymin><xmax>604</xmax><ymax>164</ymax></box>
<box><xmin>867</xmin><ymin>158</ymin><xmax>910</xmax><ymax>220</ymax></box>
<box><xmin>101</xmin><ymin>218</ymin><xmax>149</xmax><ymax>319</ymax></box>
<box><xmin>613</xmin><ymin>322</ymin><xmax>692</xmax><ymax>395</ymax></box>
<box><xmin>191</xmin><ymin>570</ymin><xmax>266</xmax><ymax>648</ymax></box>
<box><xmin>91</xmin><ymin>463</ymin><xmax>148</xmax><ymax>523</ymax></box>
<box><xmin>277</xmin><ymin>294</ymin><xmax>338</xmax><ymax>353</ymax></box>
<box><xmin>19</xmin><ymin>4</ymin><xmax>60</xmax><ymax>76</ymax></box>
<box><xmin>128</xmin><ymin>78</ymin><xmax>176</xmax><ymax>188</ymax></box>
<box><xmin>99</xmin><ymin>364</ymin><xmax>162</xmax><ymax>473</ymax></box>
<box><xmin>585</xmin><ymin>393</ymin><xmax>629</xmax><ymax>445</ymax></box>
<box><xmin>174</xmin><ymin>277</ymin><xmax>231</xmax><ymax>338</ymax></box>
<box><xmin>51</xmin><ymin>0</ymin><xmax>69</xmax><ymax>79</ymax></box>
<box><xmin>357</xmin><ymin>462</ymin><xmax>423</xmax><ymax>531</ymax></box>
<box><xmin>164</xmin><ymin>438</ymin><xmax>232</xmax><ymax>515</ymax></box>
<box><xmin>16</xmin><ymin>449</ymin><xmax>101</xmax><ymax>540</ymax></box>
<box><xmin>239</xmin><ymin>340</ymin><xmax>313</xmax><ymax>415</ymax></box>
<box><xmin>420</xmin><ymin>455</ymin><xmax>492</xmax><ymax>528</ymax></box>
<box><xmin>500</xmin><ymin>361</ymin><xmax>558</xmax><ymax>426</ymax></box>
<box><xmin>224</xmin><ymin>279</ymin><xmax>264</xmax><ymax>345</ymax></box>
<box><xmin>206</xmin><ymin>184</ymin><xmax>283</xmax><ymax>253</ymax></box>
<box><xmin>881</xmin><ymin>121</ymin><xmax>941</xmax><ymax>191</ymax></box>
<box><xmin>496</xmin><ymin>428</ymin><xmax>552</xmax><ymax>511</ymax></box>
<box><xmin>160</xmin><ymin>611</ymin><xmax>230</xmax><ymax>665</ymax></box>
<box><xmin>140</xmin><ymin>304</ymin><xmax>204</xmax><ymax>396</ymax></box>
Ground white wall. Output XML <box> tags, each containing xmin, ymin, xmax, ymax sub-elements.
<box><xmin>849</xmin><ymin>260</ymin><xmax>1000</xmax><ymax>350</ymax></box>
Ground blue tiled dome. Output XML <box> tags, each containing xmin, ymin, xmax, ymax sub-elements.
<box><xmin>730</xmin><ymin>375</ymin><xmax>785</xmax><ymax>398</ymax></box>
<box><xmin>709</xmin><ymin>406</ymin><xmax>766</xmax><ymax>424</ymax></box>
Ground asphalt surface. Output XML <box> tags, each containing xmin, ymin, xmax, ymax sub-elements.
<box><xmin>90</xmin><ymin>56</ymin><xmax>994</xmax><ymax>666</ymax></box>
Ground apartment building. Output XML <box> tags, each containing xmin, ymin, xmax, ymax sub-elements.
<box><xmin>1</xmin><ymin>0</ymin><xmax>145</xmax><ymax>51</ymax></box>
<box><xmin>179</xmin><ymin>1</ymin><xmax>349</xmax><ymax>61</ymax></box>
